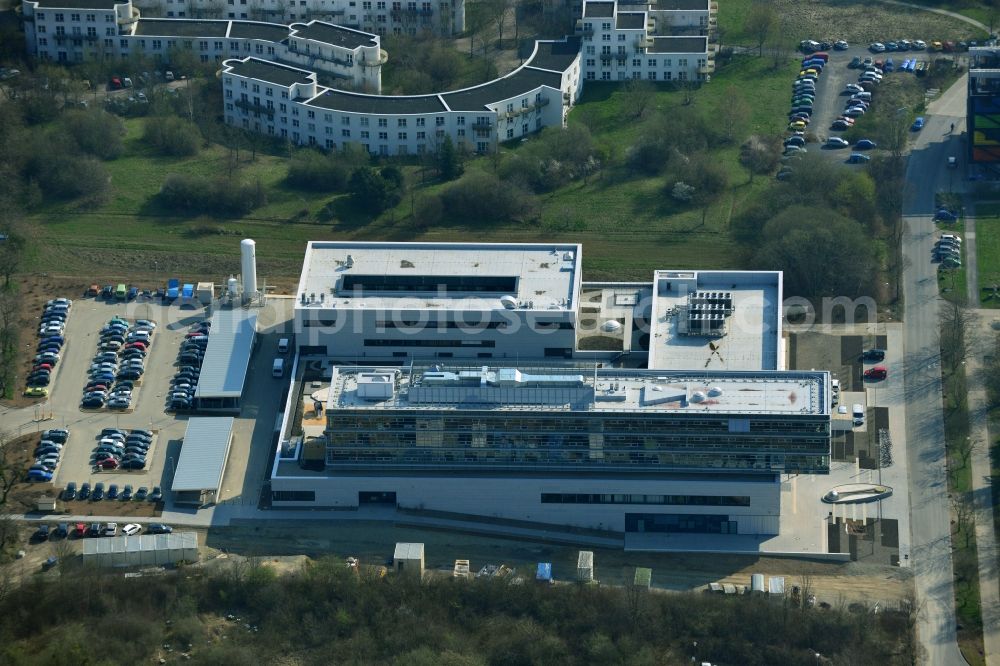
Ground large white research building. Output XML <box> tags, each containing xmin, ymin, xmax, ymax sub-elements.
<box><xmin>272</xmin><ymin>241</ymin><xmax>830</xmax><ymax>546</ymax></box>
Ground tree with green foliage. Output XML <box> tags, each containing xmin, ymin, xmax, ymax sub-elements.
<box><xmin>63</xmin><ymin>109</ymin><xmax>125</xmax><ymax>160</ymax></box>
<box><xmin>739</xmin><ymin>135</ymin><xmax>781</xmax><ymax>182</ymax></box>
<box><xmin>437</xmin><ymin>135</ymin><xmax>464</xmax><ymax>181</ymax></box>
<box><xmin>752</xmin><ymin>206</ymin><xmax>876</xmax><ymax>298</ymax></box>
<box><xmin>349</xmin><ymin>167</ymin><xmax>404</xmax><ymax>213</ymax></box>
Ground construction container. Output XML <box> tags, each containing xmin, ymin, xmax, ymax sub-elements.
<box><xmin>536</xmin><ymin>562</ymin><xmax>552</xmax><ymax>583</ymax></box>
<box><xmin>633</xmin><ymin>567</ymin><xmax>652</xmax><ymax>589</ymax></box>
<box><xmin>576</xmin><ymin>550</ymin><xmax>594</xmax><ymax>582</ymax></box>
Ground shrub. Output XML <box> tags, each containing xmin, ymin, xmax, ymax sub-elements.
<box><xmin>159</xmin><ymin>173</ymin><xmax>266</xmax><ymax>216</ymax></box>
<box><xmin>440</xmin><ymin>172</ymin><xmax>537</xmax><ymax>222</ymax></box>
<box><xmin>286</xmin><ymin>145</ymin><xmax>368</xmax><ymax>192</ymax></box>
<box><xmin>143</xmin><ymin>116</ymin><xmax>201</xmax><ymax>156</ymax></box>
<box><xmin>348</xmin><ymin>166</ymin><xmax>404</xmax><ymax>213</ymax></box>
<box><xmin>62</xmin><ymin>109</ymin><xmax>125</xmax><ymax>160</ymax></box>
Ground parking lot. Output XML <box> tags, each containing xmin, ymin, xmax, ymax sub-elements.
<box><xmin>41</xmin><ymin>298</ymin><xmax>210</xmax><ymax>502</ymax></box>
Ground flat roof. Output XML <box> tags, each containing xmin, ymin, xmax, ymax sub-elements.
<box><xmin>32</xmin><ymin>0</ymin><xmax>121</xmax><ymax>7</ymax></box>
<box><xmin>290</xmin><ymin>21</ymin><xmax>377</xmax><ymax>49</ymax></box>
<box><xmin>652</xmin><ymin>0</ymin><xmax>709</xmax><ymax>9</ymax></box>
<box><xmin>526</xmin><ymin>37</ymin><xmax>582</xmax><ymax>72</ymax></box>
<box><xmin>648</xmin><ymin>271</ymin><xmax>782</xmax><ymax>372</ymax></box>
<box><xmin>135</xmin><ymin>19</ymin><xmax>229</xmax><ymax>37</ymax></box>
<box><xmin>441</xmin><ymin>67</ymin><xmax>562</xmax><ymax>111</ymax></box>
<box><xmin>228</xmin><ymin>20</ymin><xmax>289</xmax><ymax>42</ymax></box>
<box><xmin>172</xmin><ymin>417</ymin><xmax>235</xmax><ymax>492</ymax></box>
<box><xmin>584</xmin><ymin>1</ymin><xmax>616</xmax><ymax>18</ymax></box>
<box><xmin>224</xmin><ymin>58</ymin><xmax>314</xmax><ymax>87</ymax></box>
<box><xmin>649</xmin><ymin>36</ymin><xmax>708</xmax><ymax>54</ymax></box>
<box><xmin>297</xmin><ymin>242</ymin><xmax>581</xmax><ymax>312</ymax></box>
<box><xmin>616</xmin><ymin>12</ymin><xmax>647</xmax><ymax>30</ymax></box>
<box><xmin>326</xmin><ymin>365</ymin><xmax>828</xmax><ymax>416</ymax></box>
<box><xmin>308</xmin><ymin>88</ymin><xmax>446</xmax><ymax>114</ymax></box>
<box><xmin>195</xmin><ymin>310</ymin><xmax>257</xmax><ymax>399</ymax></box>
<box><xmin>83</xmin><ymin>532</ymin><xmax>198</xmax><ymax>557</ymax></box>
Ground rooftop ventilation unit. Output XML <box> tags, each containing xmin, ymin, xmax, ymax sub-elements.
<box><xmin>678</xmin><ymin>290</ymin><xmax>735</xmax><ymax>338</ymax></box>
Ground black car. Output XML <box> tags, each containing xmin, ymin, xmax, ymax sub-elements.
<box><xmin>130</xmin><ymin>429</ymin><xmax>153</xmax><ymax>438</ymax></box>
<box><xmin>78</xmin><ymin>482</ymin><xmax>91</xmax><ymax>500</ymax></box>
<box><xmin>53</xmin><ymin>523</ymin><xmax>69</xmax><ymax>538</ymax></box>
<box><xmin>121</xmin><ymin>484</ymin><xmax>133</xmax><ymax>501</ymax></box>
<box><xmin>134</xmin><ymin>486</ymin><xmax>148</xmax><ymax>501</ymax></box>
<box><xmin>127</xmin><ymin>433</ymin><xmax>152</xmax><ymax>442</ymax></box>
<box><xmin>101</xmin><ymin>285</ymin><xmax>114</xmax><ymax>299</ymax></box>
<box><xmin>149</xmin><ymin>487</ymin><xmax>162</xmax><ymax>502</ymax></box>
<box><xmin>87</xmin><ymin>522</ymin><xmax>102</xmax><ymax>537</ymax></box>
<box><xmin>36</xmin><ymin>446</ymin><xmax>61</xmax><ymax>457</ymax></box>
<box><xmin>862</xmin><ymin>349</ymin><xmax>886</xmax><ymax>362</ymax></box>
<box><xmin>92</xmin><ymin>483</ymin><xmax>105</xmax><ymax>501</ymax></box>
<box><xmin>121</xmin><ymin>459</ymin><xmax>145</xmax><ymax>470</ymax></box>
<box><xmin>62</xmin><ymin>482</ymin><xmax>77</xmax><ymax>501</ymax></box>
<box><xmin>146</xmin><ymin>523</ymin><xmax>171</xmax><ymax>534</ymax></box>
<box><xmin>81</xmin><ymin>398</ymin><xmax>103</xmax><ymax>408</ymax></box>
<box><xmin>107</xmin><ymin>484</ymin><xmax>119</xmax><ymax>500</ymax></box>
<box><xmin>32</xmin><ymin>524</ymin><xmax>50</xmax><ymax>542</ymax></box>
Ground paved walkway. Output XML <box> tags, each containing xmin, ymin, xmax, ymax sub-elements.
<box><xmin>876</xmin><ymin>0</ymin><xmax>991</xmax><ymax>34</ymax></box>
<box><xmin>969</xmin><ymin>311</ymin><xmax>1000</xmax><ymax>666</ymax></box>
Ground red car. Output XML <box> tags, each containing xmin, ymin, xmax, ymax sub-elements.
<box><xmin>34</xmin><ymin>363</ymin><xmax>53</xmax><ymax>372</ymax></box>
<box><xmin>124</xmin><ymin>341</ymin><xmax>147</xmax><ymax>351</ymax></box>
<box><xmin>98</xmin><ymin>458</ymin><xmax>119</xmax><ymax>470</ymax></box>
<box><xmin>75</xmin><ymin>523</ymin><xmax>87</xmax><ymax>538</ymax></box>
<box><xmin>864</xmin><ymin>366</ymin><xmax>887</xmax><ymax>380</ymax></box>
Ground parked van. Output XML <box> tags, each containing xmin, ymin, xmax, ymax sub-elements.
<box><xmin>852</xmin><ymin>403</ymin><xmax>865</xmax><ymax>426</ymax></box>
<box><xmin>277</xmin><ymin>338</ymin><xmax>289</xmax><ymax>354</ymax></box>
<box><xmin>115</xmin><ymin>284</ymin><xmax>127</xmax><ymax>300</ymax></box>
<box><xmin>272</xmin><ymin>358</ymin><xmax>284</xmax><ymax>378</ymax></box>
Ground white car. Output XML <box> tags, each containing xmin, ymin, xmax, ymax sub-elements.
<box><xmin>913</xmin><ymin>39</ymin><xmax>927</xmax><ymax>50</ymax></box>
<box><xmin>870</xmin><ymin>42</ymin><xmax>886</xmax><ymax>52</ymax></box>
<box><xmin>941</xmin><ymin>233</ymin><xmax>962</xmax><ymax>244</ymax></box>
<box><xmin>826</xmin><ymin>137</ymin><xmax>850</xmax><ymax>148</ymax></box>
<box><xmin>103</xmin><ymin>522</ymin><xmax>118</xmax><ymax>537</ymax></box>
<box><xmin>844</xmin><ymin>84</ymin><xmax>864</xmax><ymax>94</ymax></box>
<box><xmin>122</xmin><ymin>523</ymin><xmax>141</xmax><ymax>536</ymax></box>
<box><xmin>46</xmin><ymin>298</ymin><xmax>72</xmax><ymax>308</ymax></box>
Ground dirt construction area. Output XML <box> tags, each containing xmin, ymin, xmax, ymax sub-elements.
<box><xmin>201</xmin><ymin>521</ymin><xmax>913</xmax><ymax>607</ymax></box>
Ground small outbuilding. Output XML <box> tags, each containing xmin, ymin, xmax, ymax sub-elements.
<box><xmin>83</xmin><ymin>532</ymin><xmax>198</xmax><ymax>568</ymax></box>
<box><xmin>197</xmin><ymin>282</ymin><xmax>214</xmax><ymax>305</ymax></box>
<box><xmin>577</xmin><ymin>550</ymin><xmax>594</xmax><ymax>582</ymax></box>
<box><xmin>171</xmin><ymin>417</ymin><xmax>235</xmax><ymax>507</ymax></box>
<box><xmin>393</xmin><ymin>542</ymin><xmax>424</xmax><ymax>577</ymax></box>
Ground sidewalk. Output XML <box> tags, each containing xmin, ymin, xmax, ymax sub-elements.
<box><xmin>967</xmin><ymin>310</ymin><xmax>1000</xmax><ymax>666</ymax></box>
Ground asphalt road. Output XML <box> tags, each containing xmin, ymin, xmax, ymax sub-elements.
<box><xmin>901</xmin><ymin>75</ymin><xmax>968</xmax><ymax>666</ymax></box>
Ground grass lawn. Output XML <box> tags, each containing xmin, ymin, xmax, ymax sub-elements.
<box><xmin>24</xmin><ymin>53</ymin><xmax>801</xmax><ymax>283</ymax></box>
<box><xmin>975</xmin><ymin>203</ymin><xmax>1000</xmax><ymax>308</ymax></box>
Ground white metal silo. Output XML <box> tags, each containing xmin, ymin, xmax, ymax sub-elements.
<box><xmin>240</xmin><ymin>239</ymin><xmax>257</xmax><ymax>304</ymax></box>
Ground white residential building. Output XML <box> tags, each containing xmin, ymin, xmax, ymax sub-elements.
<box><xmin>23</xmin><ymin>0</ymin><xmax>384</xmax><ymax>90</ymax></box>
<box><xmin>221</xmin><ymin>36</ymin><xmax>582</xmax><ymax>152</ymax></box>
<box><xmin>577</xmin><ymin>0</ymin><xmax>714</xmax><ymax>82</ymax></box>
<box><xmin>131</xmin><ymin>0</ymin><xmax>464</xmax><ymax>36</ymax></box>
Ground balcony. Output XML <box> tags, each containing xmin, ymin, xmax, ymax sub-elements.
<box><xmin>117</xmin><ymin>7</ymin><xmax>139</xmax><ymax>25</ymax></box>
<box><xmin>635</xmin><ymin>36</ymin><xmax>652</xmax><ymax>49</ymax></box>
<box><xmin>361</xmin><ymin>49</ymin><xmax>389</xmax><ymax>67</ymax></box>
<box><xmin>473</xmin><ymin>126</ymin><xmax>493</xmax><ymax>137</ymax></box>
<box><xmin>235</xmin><ymin>98</ymin><xmax>275</xmax><ymax>118</ymax></box>
<box><xmin>599</xmin><ymin>52</ymin><xmax>614</xmax><ymax>61</ymax></box>
<box><xmin>574</xmin><ymin>20</ymin><xmax>593</xmax><ymax>37</ymax></box>
<box><xmin>390</xmin><ymin>8</ymin><xmax>434</xmax><ymax>19</ymax></box>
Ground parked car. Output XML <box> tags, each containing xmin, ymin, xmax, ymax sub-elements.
<box><xmin>103</xmin><ymin>522</ymin><xmax>118</xmax><ymax>537</ymax></box>
<box><xmin>135</xmin><ymin>487</ymin><xmax>149</xmax><ymax>501</ymax></box>
<box><xmin>32</xmin><ymin>524</ymin><xmax>50</xmax><ymax>542</ymax></box>
<box><xmin>107</xmin><ymin>484</ymin><xmax>119</xmax><ymax>500</ymax></box>
<box><xmin>826</xmin><ymin>137</ymin><xmax>850</xmax><ymax>149</ymax></box>
<box><xmin>862</xmin><ymin>349</ymin><xmax>886</xmax><ymax>362</ymax></box>
<box><xmin>146</xmin><ymin>523</ymin><xmax>172</xmax><ymax>534</ymax></box>
<box><xmin>149</xmin><ymin>487</ymin><xmax>162</xmax><ymax>502</ymax></box>
<box><xmin>62</xmin><ymin>482</ymin><xmax>77</xmax><ymax>501</ymax></box>
<box><xmin>846</xmin><ymin>153</ymin><xmax>871</xmax><ymax>163</ymax></box>
<box><xmin>911</xmin><ymin>116</ymin><xmax>925</xmax><ymax>131</ymax></box>
<box><xmin>87</xmin><ymin>523</ymin><xmax>102</xmax><ymax>537</ymax></box>
<box><xmin>92</xmin><ymin>482</ymin><xmax>106</xmax><ymax>500</ymax></box>
<box><xmin>935</xmin><ymin>209</ymin><xmax>959</xmax><ymax>221</ymax></box>
<box><xmin>53</xmin><ymin>523</ymin><xmax>69</xmax><ymax>538</ymax></box>
<box><xmin>122</xmin><ymin>523</ymin><xmax>141</xmax><ymax>536</ymax></box>
<box><xmin>864</xmin><ymin>366</ymin><xmax>888</xmax><ymax>380</ymax></box>
<box><xmin>79</xmin><ymin>483</ymin><xmax>91</xmax><ymax>500</ymax></box>
<box><xmin>855</xmin><ymin>139</ymin><xmax>877</xmax><ymax>150</ymax></box>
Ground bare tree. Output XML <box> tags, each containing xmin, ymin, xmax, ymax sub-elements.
<box><xmin>0</xmin><ymin>433</ymin><xmax>25</xmax><ymax>506</ymax></box>
<box><xmin>720</xmin><ymin>85</ymin><xmax>749</xmax><ymax>143</ymax></box>
<box><xmin>744</xmin><ymin>3</ymin><xmax>776</xmax><ymax>57</ymax></box>
<box><xmin>486</xmin><ymin>0</ymin><xmax>513</xmax><ymax>49</ymax></box>
<box><xmin>940</xmin><ymin>301</ymin><xmax>978</xmax><ymax>376</ymax></box>
<box><xmin>739</xmin><ymin>134</ymin><xmax>781</xmax><ymax>182</ymax></box>
<box><xmin>951</xmin><ymin>492</ymin><xmax>974</xmax><ymax>549</ymax></box>
<box><xmin>622</xmin><ymin>79</ymin><xmax>655</xmax><ymax>120</ymax></box>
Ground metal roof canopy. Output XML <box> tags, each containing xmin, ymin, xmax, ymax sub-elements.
<box><xmin>172</xmin><ymin>417</ymin><xmax>235</xmax><ymax>492</ymax></box>
<box><xmin>195</xmin><ymin>310</ymin><xmax>257</xmax><ymax>399</ymax></box>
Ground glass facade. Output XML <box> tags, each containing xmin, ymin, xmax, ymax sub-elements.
<box><xmin>325</xmin><ymin>411</ymin><xmax>830</xmax><ymax>474</ymax></box>
<box><xmin>541</xmin><ymin>493</ymin><xmax>751</xmax><ymax>506</ymax></box>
